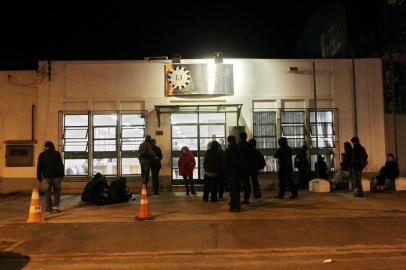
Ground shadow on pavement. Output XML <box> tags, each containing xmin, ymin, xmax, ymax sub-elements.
<box><xmin>0</xmin><ymin>252</ymin><xmax>30</xmax><ymax>270</ymax></box>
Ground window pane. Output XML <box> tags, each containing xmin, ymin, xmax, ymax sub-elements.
<box><xmin>281</xmin><ymin>126</ymin><xmax>304</xmax><ymax>136</ymax></box>
<box><xmin>172</xmin><ymin>169</ymin><xmax>199</xmax><ymax>180</ymax></box>
<box><xmin>199</xmin><ymin>113</ymin><xmax>225</xmax><ymax>123</ymax></box>
<box><xmin>254</xmin><ymin>125</ymin><xmax>276</xmax><ymax>136</ymax></box>
<box><xmin>94</xmin><ymin>127</ymin><xmax>116</xmax><ymax>139</ymax></box>
<box><xmin>172</xmin><ymin>139</ymin><xmax>198</xmax><ymax>151</ymax></box>
<box><xmin>171</xmin><ymin>113</ymin><xmax>198</xmax><ymax>124</ymax></box>
<box><xmin>122</xmin><ymin>158</ymin><xmax>141</xmax><ymax>174</ymax></box>
<box><xmin>64</xmin><ymin>139</ymin><xmax>87</xmax><ymax>152</ymax></box>
<box><xmin>172</xmin><ymin>125</ymin><xmax>198</xmax><ymax>138</ymax></box>
<box><xmin>310</xmin><ymin>124</ymin><xmax>334</xmax><ymax>135</ymax></box>
<box><xmin>199</xmin><ymin>125</ymin><xmax>225</xmax><ymax>138</ymax></box>
<box><xmin>287</xmin><ymin>138</ymin><xmax>305</xmax><ymax>148</ymax></box>
<box><xmin>253</xmin><ymin>112</ymin><xmax>276</xmax><ymax>125</ymax></box>
<box><xmin>122</xmin><ymin>138</ymin><xmax>144</xmax><ymax>151</ymax></box>
<box><xmin>255</xmin><ymin>137</ymin><xmax>276</xmax><ymax>149</ymax></box>
<box><xmin>121</xmin><ymin>114</ymin><xmax>145</xmax><ymax>126</ymax></box>
<box><xmin>200</xmin><ymin>138</ymin><xmax>226</xmax><ymax>150</ymax></box>
<box><xmin>281</xmin><ymin>111</ymin><xmax>305</xmax><ymax>123</ymax></box>
<box><xmin>264</xmin><ymin>156</ymin><xmax>278</xmax><ymax>172</ymax></box>
<box><xmin>94</xmin><ymin>140</ymin><xmax>116</xmax><ymax>151</ymax></box>
<box><xmin>93</xmin><ymin>114</ymin><xmax>118</xmax><ymax>126</ymax></box>
<box><xmin>93</xmin><ymin>158</ymin><xmax>117</xmax><ymax>175</ymax></box>
<box><xmin>65</xmin><ymin>115</ymin><xmax>88</xmax><ymax>126</ymax></box>
<box><xmin>311</xmin><ymin>138</ymin><xmax>334</xmax><ymax>148</ymax></box>
<box><xmin>310</xmin><ymin>111</ymin><xmax>333</xmax><ymax>123</ymax></box>
<box><xmin>65</xmin><ymin>159</ymin><xmax>88</xmax><ymax>175</ymax></box>
<box><xmin>65</xmin><ymin>128</ymin><xmax>88</xmax><ymax>139</ymax></box>
<box><xmin>122</xmin><ymin>127</ymin><xmax>144</xmax><ymax>138</ymax></box>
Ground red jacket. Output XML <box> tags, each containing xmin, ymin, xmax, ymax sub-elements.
<box><xmin>178</xmin><ymin>147</ymin><xmax>196</xmax><ymax>177</ymax></box>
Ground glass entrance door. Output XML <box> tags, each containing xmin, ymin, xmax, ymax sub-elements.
<box><xmin>171</xmin><ymin>112</ymin><xmax>226</xmax><ymax>185</ymax></box>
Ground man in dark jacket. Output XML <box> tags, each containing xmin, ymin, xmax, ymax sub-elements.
<box><xmin>203</xmin><ymin>140</ymin><xmax>224</xmax><ymax>202</ymax></box>
<box><xmin>274</xmin><ymin>137</ymin><xmax>297</xmax><ymax>199</ymax></box>
<box><xmin>238</xmin><ymin>131</ymin><xmax>254</xmax><ymax>204</ymax></box>
<box><xmin>37</xmin><ymin>141</ymin><xmax>65</xmax><ymax>213</ymax></box>
<box><xmin>351</xmin><ymin>137</ymin><xmax>368</xmax><ymax>197</ymax></box>
<box><xmin>248</xmin><ymin>138</ymin><xmax>264</xmax><ymax>200</ymax></box>
<box><xmin>138</xmin><ymin>135</ymin><xmax>158</xmax><ymax>188</ymax></box>
<box><xmin>150</xmin><ymin>139</ymin><xmax>163</xmax><ymax>195</ymax></box>
<box><xmin>224</xmin><ymin>135</ymin><xmax>243</xmax><ymax>212</ymax></box>
<box><xmin>294</xmin><ymin>145</ymin><xmax>310</xmax><ymax>189</ymax></box>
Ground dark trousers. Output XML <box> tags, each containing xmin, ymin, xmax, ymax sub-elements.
<box><xmin>140</xmin><ymin>162</ymin><xmax>151</xmax><ymax>187</ymax></box>
<box><xmin>203</xmin><ymin>175</ymin><xmax>218</xmax><ymax>202</ymax></box>
<box><xmin>298</xmin><ymin>167</ymin><xmax>310</xmax><ymax>189</ymax></box>
<box><xmin>183</xmin><ymin>175</ymin><xmax>195</xmax><ymax>194</ymax></box>
<box><xmin>228</xmin><ymin>174</ymin><xmax>241</xmax><ymax>211</ymax></box>
<box><xmin>278</xmin><ymin>172</ymin><xmax>297</xmax><ymax>198</ymax></box>
<box><xmin>352</xmin><ymin>169</ymin><xmax>363</xmax><ymax>194</ymax></box>
<box><xmin>151</xmin><ymin>167</ymin><xmax>160</xmax><ymax>194</ymax></box>
<box><xmin>241</xmin><ymin>169</ymin><xmax>251</xmax><ymax>200</ymax></box>
<box><xmin>218</xmin><ymin>175</ymin><xmax>225</xmax><ymax>199</ymax></box>
<box><xmin>45</xmin><ymin>177</ymin><xmax>62</xmax><ymax>212</ymax></box>
<box><xmin>250</xmin><ymin>170</ymin><xmax>261</xmax><ymax>199</ymax></box>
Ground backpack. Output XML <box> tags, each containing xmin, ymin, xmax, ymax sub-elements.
<box><xmin>255</xmin><ymin>149</ymin><xmax>266</xmax><ymax>171</ymax></box>
<box><xmin>358</xmin><ymin>147</ymin><xmax>368</xmax><ymax>170</ymax></box>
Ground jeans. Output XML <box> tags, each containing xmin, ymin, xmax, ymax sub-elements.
<box><xmin>228</xmin><ymin>174</ymin><xmax>241</xmax><ymax>211</ymax></box>
<box><xmin>352</xmin><ymin>169</ymin><xmax>363</xmax><ymax>195</ymax></box>
<box><xmin>183</xmin><ymin>176</ymin><xmax>195</xmax><ymax>194</ymax></box>
<box><xmin>140</xmin><ymin>162</ymin><xmax>152</xmax><ymax>187</ymax></box>
<box><xmin>278</xmin><ymin>172</ymin><xmax>297</xmax><ymax>198</ymax></box>
<box><xmin>45</xmin><ymin>177</ymin><xmax>62</xmax><ymax>212</ymax></box>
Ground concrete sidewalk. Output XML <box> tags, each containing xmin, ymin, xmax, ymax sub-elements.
<box><xmin>1</xmin><ymin>191</ymin><xmax>406</xmax><ymax>269</ymax></box>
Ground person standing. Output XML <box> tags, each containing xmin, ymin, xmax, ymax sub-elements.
<box><xmin>224</xmin><ymin>135</ymin><xmax>243</xmax><ymax>212</ymax></box>
<box><xmin>203</xmin><ymin>140</ymin><xmax>224</xmax><ymax>202</ymax></box>
<box><xmin>274</xmin><ymin>137</ymin><xmax>298</xmax><ymax>199</ymax></box>
<box><xmin>138</xmin><ymin>135</ymin><xmax>158</xmax><ymax>188</ymax></box>
<box><xmin>294</xmin><ymin>145</ymin><xmax>310</xmax><ymax>189</ymax></box>
<box><xmin>248</xmin><ymin>139</ymin><xmax>265</xmax><ymax>200</ymax></box>
<box><xmin>178</xmin><ymin>146</ymin><xmax>196</xmax><ymax>196</ymax></box>
<box><xmin>238</xmin><ymin>131</ymin><xmax>254</xmax><ymax>204</ymax></box>
<box><xmin>37</xmin><ymin>141</ymin><xmax>65</xmax><ymax>213</ymax></box>
<box><xmin>350</xmin><ymin>137</ymin><xmax>368</xmax><ymax>197</ymax></box>
<box><xmin>150</xmin><ymin>139</ymin><xmax>162</xmax><ymax>195</ymax></box>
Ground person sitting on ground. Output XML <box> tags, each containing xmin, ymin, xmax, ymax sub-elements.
<box><xmin>374</xmin><ymin>153</ymin><xmax>400</xmax><ymax>191</ymax></box>
<box><xmin>314</xmin><ymin>155</ymin><xmax>329</xmax><ymax>180</ymax></box>
<box><xmin>330</xmin><ymin>142</ymin><xmax>352</xmax><ymax>191</ymax></box>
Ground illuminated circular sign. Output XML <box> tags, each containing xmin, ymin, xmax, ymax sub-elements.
<box><xmin>167</xmin><ymin>66</ymin><xmax>191</xmax><ymax>90</ymax></box>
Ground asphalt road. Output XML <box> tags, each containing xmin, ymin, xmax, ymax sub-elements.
<box><xmin>1</xmin><ymin>191</ymin><xmax>406</xmax><ymax>269</ymax></box>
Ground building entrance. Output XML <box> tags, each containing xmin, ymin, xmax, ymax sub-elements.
<box><xmin>171</xmin><ymin>112</ymin><xmax>226</xmax><ymax>185</ymax></box>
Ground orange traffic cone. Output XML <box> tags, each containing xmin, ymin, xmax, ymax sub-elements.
<box><xmin>135</xmin><ymin>184</ymin><xmax>154</xmax><ymax>220</ymax></box>
<box><xmin>27</xmin><ymin>188</ymin><xmax>43</xmax><ymax>223</ymax></box>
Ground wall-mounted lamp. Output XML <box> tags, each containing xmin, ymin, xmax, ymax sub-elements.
<box><xmin>214</xmin><ymin>52</ymin><xmax>223</xmax><ymax>64</ymax></box>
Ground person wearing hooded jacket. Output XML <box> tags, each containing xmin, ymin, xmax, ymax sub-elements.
<box><xmin>203</xmin><ymin>140</ymin><xmax>224</xmax><ymax>202</ymax></box>
<box><xmin>274</xmin><ymin>137</ymin><xmax>297</xmax><ymax>199</ymax></box>
<box><xmin>178</xmin><ymin>146</ymin><xmax>196</xmax><ymax>195</ymax></box>
<box><xmin>37</xmin><ymin>141</ymin><xmax>65</xmax><ymax>213</ymax></box>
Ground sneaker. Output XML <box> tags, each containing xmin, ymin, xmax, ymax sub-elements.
<box><xmin>51</xmin><ymin>208</ymin><xmax>61</xmax><ymax>213</ymax></box>
<box><xmin>275</xmin><ymin>195</ymin><xmax>284</xmax><ymax>199</ymax></box>
<box><xmin>289</xmin><ymin>195</ymin><xmax>298</xmax><ymax>199</ymax></box>
<box><xmin>229</xmin><ymin>208</ymin><xmax>241</xmax><ymax>212</ymax></box>
<box><xmin>354</xmin><ymin>193</ymin><xmax>364</xmax><ymax>197</ymax></box>
<box><xmin>185</xmin><ymin>193</ymin><xmax>190</xmax><ymax>196</ymax></box>
<box><xmin>191</xmin><ymin>192</ymin><xmax>197</xmax><ymax>195</ymax></box>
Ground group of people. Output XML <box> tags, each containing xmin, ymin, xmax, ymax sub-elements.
<box><xmin>36</xmin><ymin>134</ymin><xmax>400</xmax><ymax>215</ymax></box>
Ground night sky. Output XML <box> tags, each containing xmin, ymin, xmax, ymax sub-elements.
<box><xmin>0</xmin><ymin>0</ymin><xmax>402</xmax><ymax>68</ymax></box>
